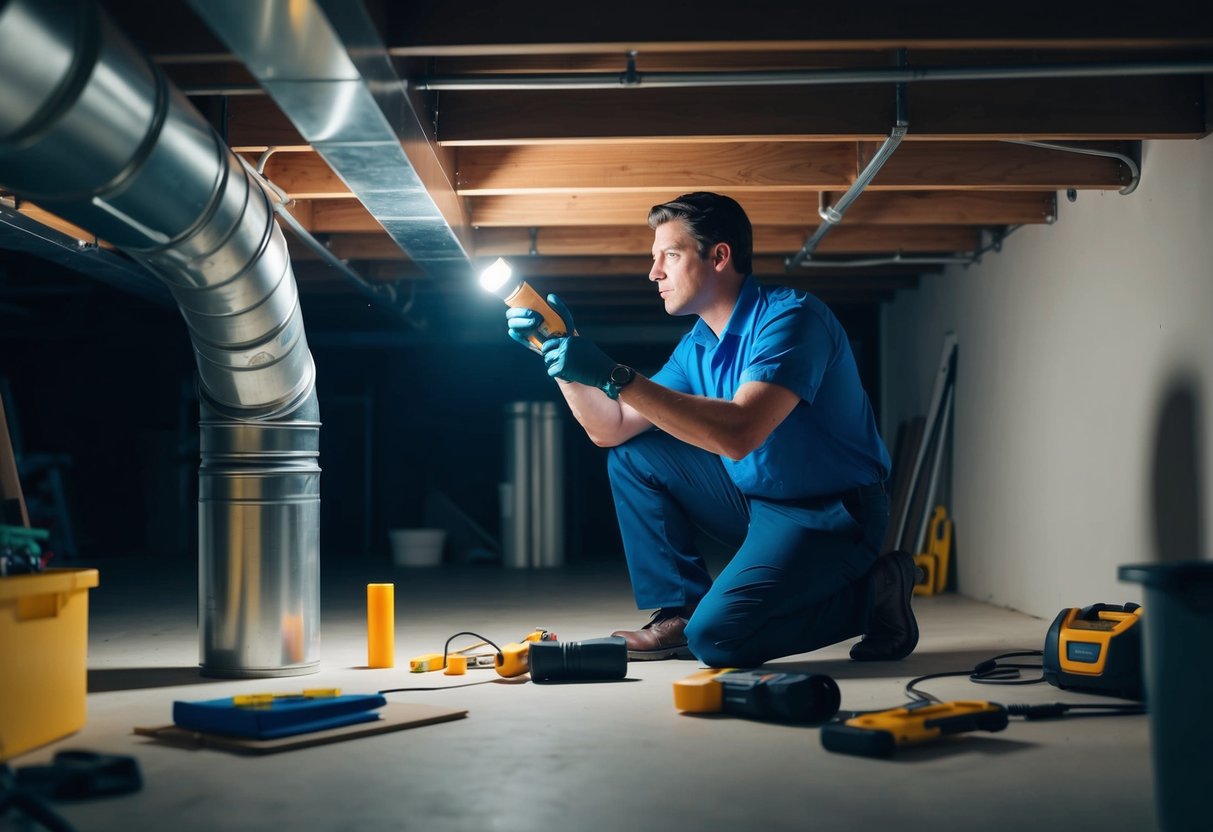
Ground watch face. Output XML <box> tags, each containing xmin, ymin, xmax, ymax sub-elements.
<box><xmin>610</xmin><ymin>365</ymin><xmax>635</xmax><ymax>386</ymax></box>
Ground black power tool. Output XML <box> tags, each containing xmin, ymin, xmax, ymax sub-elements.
<box><xmin>1042</xmin><ymin>602</ymin><xmax>1143</xmax><ymax>700</ymax></box>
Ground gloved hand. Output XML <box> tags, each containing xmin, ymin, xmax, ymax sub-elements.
<box><xmin>506</xmin><ymin>293</ymin><xmax>575</xmax><ymax>353</ymax></box>
<box><xmin>541</xmin><ymin>333</ymin><xmax>617</xmax><ymax>393</ymax></box>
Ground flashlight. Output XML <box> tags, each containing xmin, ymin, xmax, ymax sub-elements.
<box><xmin>479</xmin><ymin>257</ymin><xmax>569</xmax><ymax>351</ymax></box>
<box><xmin>494</xmin><ymin>636</ymin><xmax>628</xmax><ymax>682</ymax></box>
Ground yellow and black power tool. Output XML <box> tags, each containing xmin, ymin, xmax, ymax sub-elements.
<box><xmin>674</xmin><ymin>668</ymin><xmax>841</xmax><ymax>724</ymax></box>
<box><xmin>821</xmin><ymin>701</ymin><xmax>1009</xmax><ymax>758</ymax></box>
<box><xmin>1042</xmin><ymin>602</ymin><xmax>1143</xmax><ymax>700</ymax></box>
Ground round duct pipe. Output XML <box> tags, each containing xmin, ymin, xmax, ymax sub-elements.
<box><xmin>0</xmin><ymin>0</ymin><xmax>321</xmax><ymax>676</ymax></box>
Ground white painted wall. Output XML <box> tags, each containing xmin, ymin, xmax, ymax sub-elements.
<box><xmin>883</xmin><ymin>136</ymin><xmax>1213</xmax><ymax>619</ymax></box>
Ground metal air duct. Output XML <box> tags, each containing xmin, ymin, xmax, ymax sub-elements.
<box><xmin>0</xmin><ymin>0</ymin><xmax>321</xmax><ymax>677</ymax></box>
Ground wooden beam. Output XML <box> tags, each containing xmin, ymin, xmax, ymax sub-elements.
<box><xmin>863</xmin><ymin>140</ymin><xmax>1134</xmax><ymax>190</ymax></box>
<box><xmin>16</xmin><ymin>204</ymin><xmax>112</xmax><ymax>248</ymax></box>
<box><xmin>475</xmin><ymin>225</ymin><xmax>982</xmax><ymax>256</ymax></box>
<box><xmin>253</xmin><ymin>140</ymin><xmax>1127</xmax><ymax>206</ymax></box>
<box><xmin>437</xmin><ymin>78</ymin><xmax>1206</xmax><ymax>144</ymax></box>
<box><xmin>308</xmin><ymin>200</ymin><xmax>380</xmax><ymax>233</ymax></box>
<box><xmin>454</xmin><ymin>141</ymin><xmax>1131</xmax><ymax>193</ymax></box>
<box><xmin>324</xmin><ymin>225</ymin><xmax>980</xmax><ymax>260</ymax></box>
<box><xmin>441</xmin><ymin>255</ymin><xmax>940</xmax><ymax>278</ymax></box>
<box><xmin>381</xmin><ymin>2</ymin><xmax>1213</xmax><ymax>55</ymax></box>
<box><xmin>456</xmin><ymin>142</ymin><xmax>855</xmax><ymax>192</ymax></box>
<box><xmin>258</xmin><ymin>152</ymin><xmax>349</xmax><ymax>199</ymax></box>
<box><xmin>426</xmin><ymin>48</ymin><xmax>1213</xmax><ymax>75</ymax></box>
<box><xmin>226</xmin><ymin>97</ymin><xmax>306</xmax><ymax>151</ymax></box>
<box><xmin>465</xmin><ymin>191</ymin><xmax>1056</xmax><ymax>226</ymax></box>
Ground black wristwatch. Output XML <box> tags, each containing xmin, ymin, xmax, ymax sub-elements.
<box><xmin>604</xmin><ymin>364</ymin><xmax>636</xmax><ymax>399</ymax></box>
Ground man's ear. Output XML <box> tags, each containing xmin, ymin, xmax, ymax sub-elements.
<box><xmin>711</xmin><ymin>242</ymin><xmax>732</xmax><ymax>271</ymax></box>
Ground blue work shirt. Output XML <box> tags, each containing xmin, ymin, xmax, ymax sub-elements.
<box><xmin>650</xmin><ymin>276</ymin><xmax>890</xmax><ymax>499</ymax></box>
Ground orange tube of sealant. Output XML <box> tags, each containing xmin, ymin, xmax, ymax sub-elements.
<box><xmin>367</xmin><ymin>583</ymin><xmax>395</xmax><ymax>668</ymax></box>
<box><xmin>500</xmin><ymin>281</ymin><xmax>568</xmax><ymax>351</ymax></box>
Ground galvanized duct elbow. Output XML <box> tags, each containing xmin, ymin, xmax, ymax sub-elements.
<box><xmin>0</xmin><ymin>0</ymin><xmax>321</xmax><ymax>677</ymax></box>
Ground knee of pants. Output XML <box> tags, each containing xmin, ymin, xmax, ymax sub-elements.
<box><xmin>685</xmin><ymin>613</ymin><xmax>746</xmax><ymax>669</ymax></box>
<box><xmin>605</xmin><ymin>431</ymin><xmax>659</xmax><ymax>481</ymax></box>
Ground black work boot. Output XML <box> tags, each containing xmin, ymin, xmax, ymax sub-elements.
<box><xmin>611</xmin><ymin>607</ymin><xmax>695</xmax><ymax>660</ymax></box>
<box><xmin>850</xmin><ymin>550</ymin><xmax>920</xmax><ymax>661</ymax></box>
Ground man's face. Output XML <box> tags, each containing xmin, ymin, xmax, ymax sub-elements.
<box><xmin>649</xmin><ymin>220</ymin><xmax>717</xmax><ymax>317</ymax></box>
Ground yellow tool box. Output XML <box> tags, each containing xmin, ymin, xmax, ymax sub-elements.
<box><xmin>0</xmin><ymin>568</ymin><xmax>99</xmax><ymax>761</ymax></box>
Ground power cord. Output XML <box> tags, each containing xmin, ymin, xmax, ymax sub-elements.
<box><xmin>904</xmin><ymin>649</ymin><xmax>1145</xmax><ymax>718</ymax></box>
<box><xmin>905</xmin><ymin>650</ymin><xmax>1046</xmax><ymax>703</ymax></box>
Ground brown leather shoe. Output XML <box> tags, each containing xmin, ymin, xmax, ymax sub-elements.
<box><xmin>611</xmin><ymin>607</ymin><xmax>695</xmax><ymax>660</ymax></box>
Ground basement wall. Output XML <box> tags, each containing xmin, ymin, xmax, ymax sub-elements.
<box><xmin>882</xmin><ymin>135</ymin><xmax>1213</xmax><ymax>620</ymax></box>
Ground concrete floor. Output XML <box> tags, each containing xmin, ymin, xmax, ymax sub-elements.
<box><xmin>5</xmin><ymin>556</ymin><xmax>1158</xmax><ymax>831</ymax></box>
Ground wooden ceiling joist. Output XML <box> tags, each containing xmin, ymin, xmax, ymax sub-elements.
<box><xmin>434</xmin><ymin>78</ymin><xmax>1205</xmax><ymax>144</ymax></box>
<box><xmin>250</xmin><ymin>141</ymin><xmax>1129</xmax><ymax>201</ymax></box>
<box><xmin>453</xmin><ymin>141</ymin><xmax>1131</xmax><ymax>193</ymax></box>
<box><xmin>379</xmin><ymin>1</ymin><xmax>1213</xmax><ymax>55</ymax></box>
<box><xmin>463</xmin><ymin>191</ymin><xmax>1056</xmax><ymax>227</ymax></box>
<box><xmin>322</xmin><ymin>225</ymin><xmax>983</xmax><ymax>261</ymax></box>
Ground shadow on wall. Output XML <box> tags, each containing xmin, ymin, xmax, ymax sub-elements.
<box><xmin>1151</xmin><ymin>371</ymin><xmax>1206</xmax><ymax>563</ymax></box>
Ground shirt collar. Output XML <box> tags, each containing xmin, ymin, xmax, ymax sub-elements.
<box><xmin>690</xmin><ymin>274</ymin><xmax>758</xmax><ymax>347</ymax></box>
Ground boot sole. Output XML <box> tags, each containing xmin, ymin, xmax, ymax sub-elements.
<box><xmin>888</xmin><ymin>550</ymin><xmax>920</xmax><ymax>659</ymax></box>
<box><xmin>850</xmin><ymin>551</ymin><xmax>920</xmax><ymax>661</ymax></box>
<box><xmin>625</xmin><ymin>644</ymin><xmax>695</xmax><ymax>661</ymax></box>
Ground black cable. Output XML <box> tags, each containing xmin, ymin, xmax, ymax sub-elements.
<box><xmin>905</xmin><ymin>650</ymin><xmax>1045</xmax><ymax>703</ymax></box>
<box><xmin>378</xmin><ymin>631</ymin><xmax>511</xmax><ymax>694</ymax></box>
<box><xmin>1007</xmin><ymin>702</ymin><xmax>1145</xmax><ymax>719</ymax></box>
<box><xmin>442</xmin><ymin>631</ymin><xmax>502</xmax><ymax>665</ymax></box>
<box><xmin>0</xmin><ymin>766</ymin><xmax>78</xmax><ymax>832</ymax></box>
<box><xmin>378</xmin><ymin>679</ymin><xmax>503</xmax><ymax>694</ymax></box>
<box><xmin>905</xmin><ymin>649</ymin><xmax>1144</xmax><ymax>720</ymax></box>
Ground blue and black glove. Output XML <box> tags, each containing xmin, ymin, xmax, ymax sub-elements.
<box><xmin>541</xmin><ymin>332</ymin><xmax>617</xmax><ymax>394</ymax></box>
<box><xmin>506</xmin><ymin>294</ymin><xmax>621</xmax><ymax>397</ymax></box>
<box><xmin>505</xmin><ymin>293</ymin><xmax>575</xmax><ymax>353</ymax></box>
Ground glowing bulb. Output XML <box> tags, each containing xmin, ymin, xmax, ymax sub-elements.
<box><xmin>477</xmin><ymin>257</ymin><xmax>568</xmax><ymax>351</ymax></box>
<box><xmin>478</xmin><ymin>257</ymin><xmax>516</xmax><ymax>296</ymax></box>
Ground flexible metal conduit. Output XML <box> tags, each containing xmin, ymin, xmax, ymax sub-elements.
<box><xmin>786</xmin><ymin>56</ymin><xmax>909</xmax><ymax>270</ymax></box>
<box><xmin>0</xmin><ymin>0</ymin><xmax>322</xmax><ymax>677</ymax></box>
<box><xmin>1003</xmin><ymin>140</ymin><xmax>1142</xmax><ymax>195</ymax></box>
<box><xmin>788</xmin><ymin>225</ymin><xmax>1023</xmax><ymax>270</ymax></box>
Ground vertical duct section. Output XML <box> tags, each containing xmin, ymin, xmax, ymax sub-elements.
<box><xmin>0</xmin><ymin>0</ymin><xmax>320</xmax><ymax>676</ymax></box>
<box><xmin>502</xmin><ymin>402</ymin><xmax>564</xmax><ymax>568</ymax></box>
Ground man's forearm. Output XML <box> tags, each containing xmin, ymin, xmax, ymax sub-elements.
<box><xmin>553</xmin><ymin>378</ymin><xmax>636</xmax><ymax>447</ymax></box>
<box><xmin>618</xmin><ymin>374</ymin><xmax>795</xmax><ymax>461</ymax></box>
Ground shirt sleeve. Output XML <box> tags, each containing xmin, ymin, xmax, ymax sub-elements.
<box><xmin>738</xmin><ymin>304</ymin><xmax>835</xmax><ymax>404</ymax></box>
<box><xmin>649</xmin><ymin>333</ymin><xmax>695</xmax><ymax>394</ymax></box>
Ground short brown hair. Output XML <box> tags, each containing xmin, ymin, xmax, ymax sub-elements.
<box><xmin>648</xmin><ymin>192</ymin><xmax>753</xmax><ymax>274</ymax></box>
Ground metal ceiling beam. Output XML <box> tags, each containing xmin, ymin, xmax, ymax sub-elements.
<box><xmin>416</xmin><ymin>58</ymin><xmax>1213</xmax><ymax>91</ymax></box>
<box><xmin>187</xmin><ymin>0</ymin><xmax>473</xmax><ymax>282</ymax></box>
<box><xmin>0</xmin><ymin>204</ymin><xmax>171</xmax><ymax>306</ymax></box>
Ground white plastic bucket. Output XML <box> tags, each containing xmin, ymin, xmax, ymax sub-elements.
<box><xmin>389</xmin><ymin>528</ymin><xmax>447</xmax><ymax>567</ymax></box>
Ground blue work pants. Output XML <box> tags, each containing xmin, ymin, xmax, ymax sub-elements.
<box><xmin>607</xmin><ymin>430</ymin><xmax>887</xmax><ymax>667</ymax></box>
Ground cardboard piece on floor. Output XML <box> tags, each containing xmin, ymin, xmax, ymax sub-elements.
<box><xmin>134</xmin><ymin>702</ymin><xmax>467</xmax><ymax>755</ymax></box>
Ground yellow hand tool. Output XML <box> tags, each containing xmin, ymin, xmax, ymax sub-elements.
<box><xmin>821</xmin><ymin>700</ymin><xmax>1008</xmax><ymax>757</ymax></box>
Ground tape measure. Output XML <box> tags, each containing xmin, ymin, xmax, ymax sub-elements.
<box><xmin>1042</xmin><ymin>603</ymin><xmax>1143</xmax><ymax>700</ymax></box>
